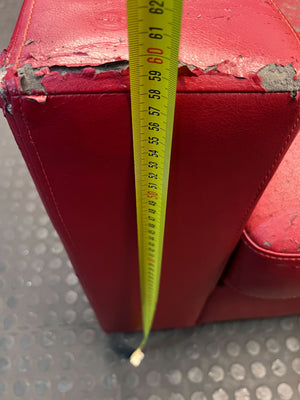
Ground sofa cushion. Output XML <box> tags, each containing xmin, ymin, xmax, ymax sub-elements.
<box><xmin>224</xmin><ymin>130</ymin><xmax>300</xmax><ymax>299</ymax></box>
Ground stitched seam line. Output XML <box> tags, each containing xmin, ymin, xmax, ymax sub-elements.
<box><xmin>9</xmin><ymin>99</ymin><xmax>76</xmax><ymax>252</ymax></box>
<box><xmin>223</xmin><ymin>279</ymin><xmax>300</xmax><ymax>300</ymax></box>
<box><xmin>268</xmin><ymin>0</ymin><xmax>300</xmax><ymax>45</ymax></box>
<box><xmin>242</xmin><ymin>233</ymin><xmax>300</xmax><ymax>261</ymax></box>
<box><xmin>18</xmin><ymin>96</ymin><xmax>76</xmax><ymax>250</ymax></box>
<box><xmin>10</xmin><ymin>0</ymin><xmax>76</xmax><ymax>252</ymax></box>
<box><xmin>14</xmin><ymin>0</ymin><xmax>36</xmax><ymax>71</ymax></box>
<box><xmin>195</xmin><ymin>100</ymin><xmax>300</xmax><ymax>325</ymax></box>
<box><xmin>6</xmin><ymin>8</ymin><xmax>23</xmax><ymax>66</ymax></box>
<box><xmin>234</xmin><ymin>109</ymin><xmax>300</xmax><ymax>245</ymax></box>
<box><xmin>10</xmin><ymin>104</ymin><xmax>53</xmax><ymax>224</ymax></box>
<box><xmin>11</xmin><ymin>91</ymin><xmax>297</xmax><ymax>96</ymax></box>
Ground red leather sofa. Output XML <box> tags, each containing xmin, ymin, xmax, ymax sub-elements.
<box><xmin>1</xmin><ymin>0</ymin><xmax>299</xmax><ymax>333</ymax></box>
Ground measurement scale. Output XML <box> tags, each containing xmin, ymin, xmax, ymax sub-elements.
<box><xmin>127</xmin><ymin>0</ymin><xmax>183</xmax><ymax>366</ymax></box>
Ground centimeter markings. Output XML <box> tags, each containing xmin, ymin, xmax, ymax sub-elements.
<box><xmin>127</xmin><ymin>0</ymin><xmax>183</xmax><ymax>366</ymax></box>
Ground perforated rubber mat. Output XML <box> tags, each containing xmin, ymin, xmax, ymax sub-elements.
<box><xmin>0</xmin><ymin>114</ymin><xmax>300</xmax><ymax>400</ymax></box>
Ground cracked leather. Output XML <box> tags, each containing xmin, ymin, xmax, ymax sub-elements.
<box><xmin>0</xmin><ymin>0</ymin><xmax>300</xmax><ymax>332</ymax></box>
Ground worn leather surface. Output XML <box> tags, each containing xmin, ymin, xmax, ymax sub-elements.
<box><xmin>2</xmin><ymin>0</ymin><xmax>300</xmax><ymax>94</ymax></box>
<box><xmin>245</xmin><ymin>132</ymin><xmax>300</xmax><ymax>254</ymax></box>
<box><xmin>5</xmin><ymin>0</ymin><xmax>300</xmax><ymax>70</ymax></box>
<box><xmin>276</xmin><ymin>0</ymin><xmax>300</xmax><ymax>33</ymax></box>
<box><xmin>1</xmin><ymin>0</ymin><xmax>300</xmax><ymax>332</ymax></box>
<box><xmin>198</xmin><ymin>2</ymin><xmax>300</xmax><ymax>323</ymax></box>
<box><xmin>220</xmin><ymin>4</ymin><xmax>300</xmax><ymax>302</ymax></box>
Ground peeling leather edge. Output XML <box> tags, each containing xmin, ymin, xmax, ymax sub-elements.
<box><xmin>0</xmin><ymin>65</ymin><xmax>13</xmax><ymax>115</ymax></box>
<box><xmin>50</xmin><ymin>60</ymin><xmax>129</xmax><ymax>75</ymax></box>
<box><xmin>15</xmin><ymin>60</ymin><xmax>255</xmax><ymax>94</ymax></box>
<box><xmin>4</xmin><ymin>59</ymin><xmax>300</xmax><ymax>95</ymax></box>
<box><xmin>17</xmin><ymin>61</ymin><xmax>131</xmax><ymax>94</ymax></box>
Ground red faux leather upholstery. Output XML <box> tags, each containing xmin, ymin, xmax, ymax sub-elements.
<box><xmin>224</xmin><ymin>132</ymin><xmax>300</xmax><ymax>300</ymax></box>
<box><xmin>196</xmin><ymin>0</ymin><xmax>300</xmax><ymax>325</ymax></box>
<box><xmin>276</xmin><ymin>0</ymin><xmax>300</xmax><ymax>33</ymax></box>
<box><xmin>198</xmin><ymin>133</ymin><xmax>300</xmax><ymax>324</ymax></box>
<box><xmin>1</xmin><ymin>0</ymin><xmax>300</xmax><ymax>332</ymax></box>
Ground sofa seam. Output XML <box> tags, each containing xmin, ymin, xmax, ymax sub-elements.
<box><xmin>223</xmin><ymin>279</ymin><xmax>300</xmax><ymax>301</ymax></box>
<box><xmin>14</xmin><ymin>0</ymin><xmax>36</xmax><ymax>71</ymax></box>
<box><xmin>235</xmin><ymin>107</ymin><xmax>300</xmax><ymax>246</ymax></box>
<box><xmin>5</xmin><ymin>7</ymin><xmax>23</xmax><ymax>66</ymax></box>
<box><xmin>18</xmin><ymin>96</ymin><xmax>76</xmax><ymax>250</ymax></box>
<box><xmin>9</xmin><ymin>92</ymin><xmax>297</xmax><ymax>98</ymax></box>
<box><xmin>268</xmin><ymin>0</ymin><xmax>300</xmax><ymax>46</ymax></box>
<box><xmin>195</xmin><ymin>99</ymin><xmax>300</xmax><ymax>326</ymax></box>
<box><xmin>242</xmin><ymin>231</ymin><xmax>300</xmax><ymax>261</ymax></box>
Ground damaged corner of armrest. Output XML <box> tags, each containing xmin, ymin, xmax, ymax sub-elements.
<box><xmin>258</xmin><ymin>63</ymin><xmax>300</xmax><ymax>94</ymax></box>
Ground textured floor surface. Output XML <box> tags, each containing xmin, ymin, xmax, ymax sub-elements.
<box><xmin>1</xmin><ymin>1</ymin><xmax>300</xmax><ymax>399</ymax></box>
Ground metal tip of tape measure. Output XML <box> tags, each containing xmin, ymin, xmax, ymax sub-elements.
<box><xmin>130</xmin><ymin>348</ymin><xmax>145</xmax><ymax>367</ymax></box>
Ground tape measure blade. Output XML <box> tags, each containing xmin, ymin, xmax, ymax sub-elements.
<box><xmin>127</xmin><ymin>0</ymin><xmax>183</xmax><ymax>356</ymax></box>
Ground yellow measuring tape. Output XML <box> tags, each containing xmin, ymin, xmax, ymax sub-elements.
<box><xmin>127</xmin><ymin>0</ymin><xmax>183</xmax><ymax>366</ymax></box>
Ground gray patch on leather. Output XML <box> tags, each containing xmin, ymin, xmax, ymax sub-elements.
<box><xmin>17</xmin><ymin>61</ymin><xmax>130</xmax><ymax>93</ymax></box>
<box><xmin>18</xmin><ymin>64</ymin><xmax>46</xmax><ymax>94</ymax></box>
<box><xmin>258</xmin><ymin>63</ymin><xmax>300</xmax><ymax>93</ymax></box>
<box><xmin>49</xmin><ymin>60</ymin><xmax>129</xmax><ymax>75</ymax></box>
<box><xmin>0</xmin><ymin>65</ymin><xmax>13</xmax><ymax>115</ymax></box>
